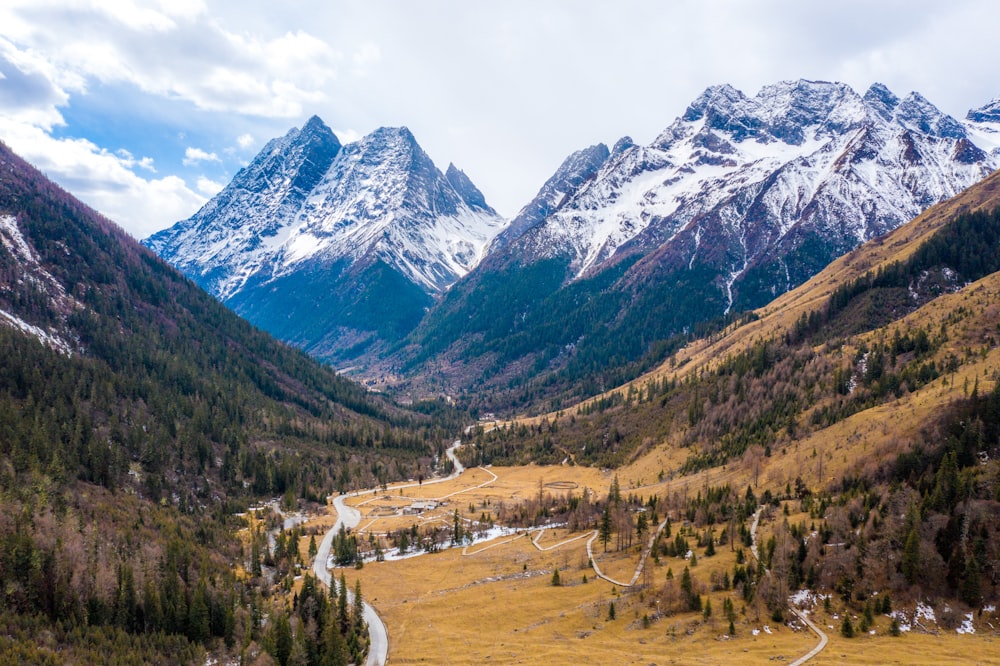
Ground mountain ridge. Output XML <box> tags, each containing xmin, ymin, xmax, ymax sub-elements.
<box><xmin>145</xmin><ymin>119</ymin><xmax>505</xmax><ymax>362</ymax></box>
<box><xmin>393</xmin><ymin>79</ymin><xmax>1000</xmax><ymax>412</ymax></box>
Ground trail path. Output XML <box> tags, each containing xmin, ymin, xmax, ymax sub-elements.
<box><xmin>585</xmin><ymin>516</ymin><xmax>670</xmax><ymax>588</ymax></box>
<box><xmin>748</xmin><ymin>506</ymin><xmax>828</xmax><ymax>665</ymax></box>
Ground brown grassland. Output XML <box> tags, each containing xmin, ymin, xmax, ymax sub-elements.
<box><xmin>305</xmin><ymin>453</ymin><xmax>999</xmax><ymax>664</ymax></box>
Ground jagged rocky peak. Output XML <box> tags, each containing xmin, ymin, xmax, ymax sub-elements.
<box><xmin>673</xmin><ymin>79</ymin><xmax>867</xmax><ymax>146</ymax></box>
<box><xmin>445</xmin><ymin>163</ymin><xmax>494</xmax><ymax>213</ymax></box>
<box><xmin>681</xmin><ymin>83</ymin><xmax>748</xmax><ymax>122</ymax></box>
<box><xmin>967</xmin><ymin>97</ymin><xmax>1000</xmax><ymax>124</ymax></box>
<box><xmin>863</xmin><ymin>82</ymin><xmax>901</xmax><ymax>120</ymax></box>
<box><xmin>143</xmin><ymin>113</ymin><xmax>342</xmax><ymax>281</ymax></box>
<box><xmin>611</xmin><ymin>136</ymin><xmax>636</xmax><ymax>155</ymax></box>
<box><xmin>894</xmin><ymin>91</ymin><xmax>967</xmax><ymax>139</ymax></box>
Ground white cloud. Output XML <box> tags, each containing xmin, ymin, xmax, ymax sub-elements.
<box><xmin>0</xmin><ymin>117</ymin><xmax>205</xmax><ymax>238</ymax></box>
<box><xmin>182</xmin><ymin>146</ymin><xmax>220</xmax><ymax>166</ymax></box>
<box><xmin>334</xmin><ymin>128</ymin><xmax>362</xmax><ymax>144</ymax></box>
<box><xmin>116</xmin><ymin>148</ymin><xmax>156</xmax><ymax>172</ymax></box>
<box><xmin>196</xmin><ymin>176</ymin><xmax>223</xmax><ymax>195</ymax></box>
<box><xmin>0</xmin><ymin>3</ymin><xmax>342</xmax><ymax>119</ymax></box>
<box><xmin>236</xmin><ymin>133</ymin><xmax>254</xmax><ymax>149</ymax></box>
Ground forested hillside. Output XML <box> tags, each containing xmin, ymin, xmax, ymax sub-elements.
<box><xmin>0</xmin><ymin>141</ymin><xmax>456</xmax><ymax>662</ymax></box>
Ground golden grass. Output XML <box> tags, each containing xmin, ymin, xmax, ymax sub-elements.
<box><xmin>347</xmin><ymin>524</ymin><xmax>819</xmax><ymax>665</ymax></box>
<box><xmin>302</xmin><ymin>453</ymin><xmax>1000</xmax><ymax>664</ymax></box>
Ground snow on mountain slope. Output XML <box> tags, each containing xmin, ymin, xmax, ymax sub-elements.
<box><xmin>517</xmin><ymin>80</ymin><xmax>999</xmax><ymax>295</ymax></box>
<box><xmin>0</xmin><ymin>214</ymin><xmax>80</xmax><ymax>354</ymax></box>
<box><xmin>274</xmin><ymin>126</ymin><xmax>504</xmax><ymax>293</ymax></box>
<box><xmin>965</xmin><ymin>97</ymin><xmax>1000</xmax><ymax>158</ymax></box>
<box><xmin>145</xmin><ymin>115</ymin><xmax>342</xmax><ymax>300</ymax></box>
<box><xmin>146</xmin><ymin>120</ymin><xmax>504</xmax><ymax>302</ymax></box>
<box><xmin>488</xmin><ymin>142</ymin><xmax>612</xmax><ymax>254</ymax></box>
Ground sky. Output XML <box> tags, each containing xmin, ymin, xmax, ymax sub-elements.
<box><xmin>1</xmin><ymin>1</ymin><xmax>999</xmax><ymax>239</ymax></box>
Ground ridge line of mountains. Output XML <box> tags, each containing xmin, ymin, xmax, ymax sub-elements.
<box><xmin>144</xmin><ymin>79</ymin><xmax>1000</xmax><ymax>413</ymax></box>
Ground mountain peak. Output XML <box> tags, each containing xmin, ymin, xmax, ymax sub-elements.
<box><xmin>862</xmin><ymin>82</ymin><xmax>900</xmax><ymax>120</ymax></box>
<box><xmin>612</xmin><ymin>136</ymin><xmax>635</xmax><ymax>155</ymax></box>
<box><xmin>445</xmin><ymin>163</ymin><xmax>494</xmax><ymax>213</ymax></box>
<box><xmin>302</xmin><ymin>114</ymin><xmax>330</xmax><ymax>133</ymax></box>
<box><xmin>895</xmin><ymin>91</ymin><xmax>966</xmax><ymax>139</ymax></box>
<box><xmin>967</xmin><ymin>97</ymin><xmax>1000</xmax><ymax>124</ymax></box>
<box><xmin>682</xmin><ymin>83</ymin><xmax>747</xmax><ymax>123</ymax></box>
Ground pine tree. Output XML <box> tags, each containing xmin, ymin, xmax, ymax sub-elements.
<box><xmin>841</xmin><ymin>615</ymin><xmax>854</xmax><ymax>638</ymax></box>
<box><xmin>961</xmin><ymin>554</ymin><xmax>982</xmax><ymax>607</ymax></box>
<box><xmin>352</xmin><ymin>578</ymin><xmax>365</xmax><ymax>633</ymax></box>
<box><xmin>608</xmin><ymin>601</ymin><xmax>616</xmax><ymax>620</ymax></box>
<box><xmin>321</xmin><ymin>601</ymin><xmax>349</xmax><ymax>666</ymax></box>
<box><xmin>337</xmin><ymin>572</ymin><xmax>349</xmax><ymax>633</ymax></box>
<box><xmin>551</xmin><ymin>568</ymin><xmax>561</xmax><ymax>586</ymax></box>
<box><xmin>599</xmin><ymin>505</ymin><xmax>612</xmax><ymax>552</ymax></box>
<box><xmin>273</xmin><ymin>613</ymin><xmax>293</xmax><ymax>666</ymax></box>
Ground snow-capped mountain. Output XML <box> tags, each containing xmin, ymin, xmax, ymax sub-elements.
<box><xmin>405</xmin><ymin>80</ymin><xmax>1000</xmax><ymax>404</ymax></box>
<box><xmin>145</xmin><ymin>115</ymin><xmax>343</xmax><ymax>302</ymax></box>
<box><xmin>509</xmin><ymin>80</ymin><xmax>999</xmax><ymax>307</ymax></box>
<box><xmin>965</xmin><ymin>96</ymin><xmax>1000</xmax><ymax>159</ymax></box>
<box><xmin>145</xmin><ymin>117</ymin><xmax>505</xmax><ymax>360</ymax></box>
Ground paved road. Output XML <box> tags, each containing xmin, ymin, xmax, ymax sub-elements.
<box><xmin>312</xmin><ymin>441</ymin><xmax>466</xmax><ymax>665</ymax></box>
<box><xmin>313</xmin><ymin>495</ymin><xmax>388</xmax><ymax>666</ymax></box>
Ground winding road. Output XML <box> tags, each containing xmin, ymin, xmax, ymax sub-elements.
<box><xmin>312</xmin><ymin>441</ymin><xmax>466</xmax><ymax>666</ymax></box>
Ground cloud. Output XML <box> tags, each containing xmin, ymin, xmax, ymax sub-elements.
<box><xmin>116</xmin><ymin>148</ymin><xmax>156</xmax><ymax>172</ymax></box>
<box><xmin>0</xmin><ymin>117</ymin><xmax>205</xmax><ymax>238</ymax></box>
<box><xmin>236</xmin><ymin>133</ymin><xmax>254</xmax><ymax>149</ymax></box>
<box><xmin>1</xmin><ymin>2</ymin><xmax>341</xmax><ymax>119</ymax></box>
<box><xmin>196</xmin><ymin>176</ymin><xmax>223</xmax><ymax>195</ymax></box>
<box><xmin>182</xmin><ymin>146</ymin><xmax>221</xmax><ymax>166</ymax></box>
<box><xmin>0</xmin><ymin>37</ymin><xmax>69</xmax><ymax>129</ymax></box>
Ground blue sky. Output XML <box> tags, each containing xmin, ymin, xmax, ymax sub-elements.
<box><xmin>2</xmin><ymin>0</ymin><xmax>999</xmax><ymax>238</ymax></box>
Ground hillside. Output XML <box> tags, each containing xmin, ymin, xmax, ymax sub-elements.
<box><xmin>394</xmin><ymin>81</ymin><xmax>1000</xmax><ymax>413</ymax></box>
<box><xmin>0</xmin><ymin>141</ymin><xmax>453</xmax><ymax>663</ymax></box>
<box><xmin>466</xmin><ymin>170</ymin><xmax>1000</xmax><ymax>612</ymax></box>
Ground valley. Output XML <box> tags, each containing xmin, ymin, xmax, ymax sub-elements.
<box><xmin>304</xmin><ymin>422</ymin><xmax>998</xmax><ymax>664</ymax></box>
<box><xmin>2</xmin><ymin>61</ymin><xmax>1000</xmax><ymax>665</ymax></box>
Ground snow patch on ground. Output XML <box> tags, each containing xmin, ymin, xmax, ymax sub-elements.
<box><xmin>916</xmin><ymin>601</ymin><xmax>936</xmax><ymax>624</ymax></box>
<box><xmin>889</xmin><ymin>610</ymin><xmax>912</xmax><ymax>633</ymax></box>
<box><xmin>789</xmin><ymin>589</ymin><xmax>824</xmax><ymax>608</ymax></box>
<box><xmin>957</xmin><ymin>613</ymin><xmax>975</xmax><ymax>635</ymax></box>
<box><xmin>0</xmin><ymin>307</ymin><xmax>74</xmax><ymax>356</ymax></box>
